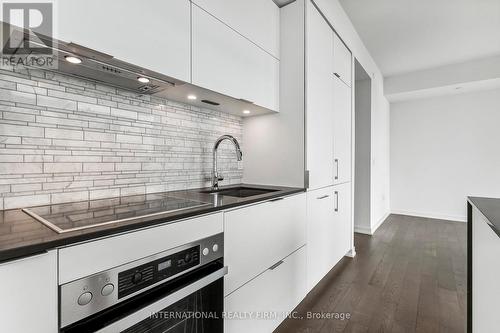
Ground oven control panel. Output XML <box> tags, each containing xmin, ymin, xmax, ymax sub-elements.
<box><xmin>60</xmin><ymin>232</ymin><xmax>223</xmax><ymax>329</ymax></box>
<box><xmin>118</xmin><ymin>245</ymin><xmax>200</xmax><ymax>298</ymax></box>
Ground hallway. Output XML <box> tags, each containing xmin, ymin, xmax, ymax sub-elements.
<box><xmin>275</xmin><ymin>214</ymin><xmax>467</xmax><ymax>332</ymax></box>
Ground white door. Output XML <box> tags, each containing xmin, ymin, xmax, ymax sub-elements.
<box><xmin>333</xmin><ymin>33</ymin><xmax>352</xmax><ymax>87</ymax></box>
<box><xmin>306</xmin><ymin>2</ymin><xmax>335</xmax><ymax>190</ymax></box>
<box><xmin>55</xmin><ymin>0</ymin><xmax>191</xmax><ymax>82</ymax></box>
<box><xmin>0</xmin><ymin>251</ymin><xmax>58</xmax><ymax>333</ymax></box>
<box><xmin>191</xmin><ymin>4</ymin><xmax>279</xmax><ymax>111</ymax></box>
<box><xmin>333</xmin><ymin>182</ymin><xmax>352</xmax><ymax>262</ymax></box>
<box><xmin>192</xmin><ymin>0</ymin><xmax>280</xmax><ymax>58</ymax></box>
<box><xmin>306</xmin><ymin>186</ymin><xmax>335</xmax><ymax>290</ymax></box>
<box><xmin>333</xmin><ymin>76</ymin><xmax>352</xmax><ymax>185</ymax></box>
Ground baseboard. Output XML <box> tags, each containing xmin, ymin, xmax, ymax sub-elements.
<box><xmin>354</xmin><ymin>226</ymin><xmax>372</xmax><ymax>235</ymax></box>
<box><xmin>354</xmin><ymin>211</ymin><xmax>390</xmax><ymax>236</ymax></box>
<box><xmin>371</xmin><ymin>211</ymin><xmax>391</xmax><ymax>234</ymax></box>
<box><xmin>391</xmin><ymin>210</ymin><xmax>466</xmax><ymax>222</ymax></box>
<box><xmin>346</xmin><ymin>247</ymin><xmax>356</xmax><ymax>258</ymax></box>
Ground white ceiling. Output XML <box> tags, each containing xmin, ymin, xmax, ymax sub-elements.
<box><xmin>339</xmin><ymin>0</ymin><xmax>500</xmax><ymax>77</ymax></box>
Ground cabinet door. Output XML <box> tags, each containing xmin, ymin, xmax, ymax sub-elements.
<box><xmin>333</xmin><ymin>77</ymin><xmax>352</xmax><ymax>185</ymax></box>
<box><xmin>306</xmin><ymin>186</ymin><xmax>335</xmax><ymax>289</ymax></box>
<box><xmin>192</xmin><ymin>4</ymin><xmax>279</xmax><ymax>112</ymax></box>
<box><xmin>224</xmin><ymin>194</ymin><xmax>306</xmax><ymax>296</ymax></box>
<box><xmin>333</xmin><ymin>182</ymin><xmax>352</xmax><ymax>261</ymax></box>
<box><xmin>56</xmin><ymin>0</ymin><xmax>191</xmax><ymax>82</ymax></box>
<box><xmin>306</xmin><ymin>2</ymin><xmax>335</xmax><ymax>190</ymax></box>
<box><xmin>0</xmin><ymin>251</ymin><xmax>57</xmax><ymax>333</ymax></box>
<box><xmin>224</xmin><ymin>246</ymin><xmax>307</xmax><ymax>333</ymax></box>
<box><xmin>333</xmin><ymin>33</ymin><xmax>352</xmax><ymax>87</ymax></box>
<box><xmin>192</xmin><ymin>0</ymin><xmax>280</xmax><ymax>58</ymax></box>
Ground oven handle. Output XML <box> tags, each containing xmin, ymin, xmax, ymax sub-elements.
<box><xmin>95</xmin><ymin>266</ymin><xmax>228</xmax><ymax>333</ymax></box>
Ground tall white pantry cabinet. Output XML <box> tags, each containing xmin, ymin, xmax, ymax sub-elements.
<box><xmin>243</xmin><ymin>0</ymin><xmax>355</xmax><ymax>295</ymax></box>
<box><xmin>304</xmin><ymin>0</ymin><xmax>354</xmax><ymax>291</ymax></box>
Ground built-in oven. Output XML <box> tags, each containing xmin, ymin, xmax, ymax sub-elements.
<box><xmin>59</xmin><ymin>233</ymin><xmax>226</xmax><ymax>333</ymax></box>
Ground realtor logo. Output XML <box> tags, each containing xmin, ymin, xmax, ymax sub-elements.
<box><xmin>0</xmin><ymin>1</ymin><xmax>57</xmax><ymax>68</ymax></box>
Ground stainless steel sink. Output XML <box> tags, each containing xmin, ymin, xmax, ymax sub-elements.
<box><xmin>199</xmin><ymin>186</ymin><xmax>278</xmax><ymax>198</ymax></box>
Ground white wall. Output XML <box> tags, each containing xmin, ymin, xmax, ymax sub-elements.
<box><xmin>391</xmin><ymin>88</ymin><xmax>500</xmax><ymax>221</ymax></box>
<box><xmin>354</xmin><ymin>79</ymin><xmax>371</xmax><ymax>234</ymax></box>
<box><xmin>243</xmin><ymin>1</ymin><xmax>305</xmax><ymax>187</ymax></box>
<box><xmin>313</xmin><ymin>0</ymin><xmax>391</xmax><ymax>230</ymax></box>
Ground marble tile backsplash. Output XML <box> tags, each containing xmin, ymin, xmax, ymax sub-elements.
<box><xmin>0</xmin><ymin>67</ymin><xmax>244</xmax><ymax>210</ymax></box>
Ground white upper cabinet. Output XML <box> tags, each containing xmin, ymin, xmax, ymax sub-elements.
<box><xmin>192</xmin><ymin>0</ymin><xmax>280</xmax><ymax>59</ymax></box>
<box><xmin>333</xmin><ymin>33</ymin><xmax>352</xmax><ymax>87</ymax></box>
<box><xmin>333</xmin><ymin>77</ymin><xmax>352</xmax><ymax>185</ymax></box>
<box><xmin>192</xmin><ymin>5</ymin><xmax>280</xmax><ymax>112</ymax></box>
<box><xmin>306</xmin><ymin>2</ymin><xmax>335</xmax><ymax>190</ymax></box>
<box><xmin>55</xmin><ymin>0</ymin><xmax>191</xmax><ymax>82</ymax></box>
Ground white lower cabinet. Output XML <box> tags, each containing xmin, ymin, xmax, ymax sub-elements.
<box><xmin>224</xmin><ymin>246</ymin><xmax>307</xmax><ymax>333</ymax></box>
<box><xmin>224</xmin><ymin>193</ymin><xmax>306</xmax><ymax>295</ymax></box>
<box><xmin>306</xmin><ymin>183</ymin><xmax>351</xmax><ymax>291</ymax></box>
<box><xmin>0</xmin><ymin>251</ymin><xmax>58</xmax><ymax>332</ymax></box>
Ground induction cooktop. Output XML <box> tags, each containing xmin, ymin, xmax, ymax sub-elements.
<box><xmin>22</xmin><ymin>193</ymin><xmax>211</xmax><ymax>234</ymax></box>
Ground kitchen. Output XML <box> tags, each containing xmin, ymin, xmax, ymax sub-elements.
<box><xmin>0</xmin><ymin>0</ymin><xmax>498</xmax><ymax>332</ymax></box>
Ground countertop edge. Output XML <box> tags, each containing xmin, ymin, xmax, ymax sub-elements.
<box><xmin>0</xmin><ymin>186</ymin><xmax>305</xmax><ymax>263</ymax></box>
<box><xmin>468</xmin><ymin>196</ymin><xmax>500</xmax><ymax>238</ymax></box>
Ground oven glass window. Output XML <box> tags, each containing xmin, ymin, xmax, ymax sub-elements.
<box><xmin>122</xmin><ymin>279</ymin><xmax>223</xmax><ymax>333</ymax></box>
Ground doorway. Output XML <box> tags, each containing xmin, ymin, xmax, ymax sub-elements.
<box><xmin>354</xmin><ymin>59</ymin><xmax>372</xmax><ymax>235</ymax></box>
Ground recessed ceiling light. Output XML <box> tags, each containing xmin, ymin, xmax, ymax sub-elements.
<box><xmin>137</xmin><ymin>76</ymin><xmax>150</xmax><ymax>83</ymax></box>
<box><xmin>243</xmin><ymin>110</ymin><xmax>251</xmax><ymax>114</ymax></box>
<box><xmin>64</xmin><ymin>55</ymin><xmax>82</xmax><ymax>64</ymax></box>
<box><xmin>187</xmin><ymin>94</ymin><xmax>197</xmax><ymax>100</ymax></box>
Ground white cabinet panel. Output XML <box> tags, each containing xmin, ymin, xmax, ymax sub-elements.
<box><xmin>224</xmin><ymin>246</ymin><xmax>307</xmax><ymax>333</ymax></box>
<box><xmin>306</xmin><ymin>3</ymin><xmax>335</xmax><ymax>190</ymax></box>
<box><xmin>59</xmin><ymin>213</ymin><xmax>223</xmax><ymax>284</ymax></box>
<box><xmin>192</xmin><ymin>5</ymin><xmax>279</xmax><ymax>112</ymax></box>
<box><xmin>333</xmin><ymin>77</ymin><xmax>352</xmax><ymax>185</ymax></box>
<box><xmin>472</xmin><ymin>208</ymin><xmax>500</xmax><ymax>333</ymax></box>
<box><xmin>306</xmin><ymin>186</ymin><xmax>335</xmax><ymax>289</ymax></box>
<box><xmin>0</xmin><ymin>251</ymin><xmax>57</xmax><ymax>333</ymax></box>
<box><xmin>333</xmin><ymin>33</ymin><xmax>352</xmax><ymax>87</ymax></box>
<box><xmin>192</xmin><ymin>0</ymin><xmax>280</xmax><ymax>58</ymax></box>
<box><xmin>333</xmin><ymin>182</ymin><xmax>352</xmax><ymax>259</ymax></box>
<box><xmin>307</xmin><ymin>184</ymin><xmax>351</xmax><ymax>291</ymax></box>
<box><xmin>55</xmin><ymin>0</ymin><xmax>191</xmax><ymax>82</ymax></box>
<box><xmin>224</xmin><ymin>193</ymin><xmax>306</xmax><ymax>295</ymax></box>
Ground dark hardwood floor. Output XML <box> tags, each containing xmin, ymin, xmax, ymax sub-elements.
<box><xmin>275</xmin><ymin>214</ymin><xmax>467</xmax><ymax>333</ymax></box>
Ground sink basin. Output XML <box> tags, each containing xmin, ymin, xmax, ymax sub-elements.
<box><xmin>200</xmin><ymin>186</ymin><xmax>278</xmax><ymax>198</ymax></box>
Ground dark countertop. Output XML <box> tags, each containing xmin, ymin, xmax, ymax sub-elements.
<box><xmin>0</xmin><ymin>184</ymin><xmax>304</xmax><ymax>263</ymax></box>
<box><xmin>468</xmin><ymin>197</ymin><xmax>500</xmax><ymax>238</ymax></box>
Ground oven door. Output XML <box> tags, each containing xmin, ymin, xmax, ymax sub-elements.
<box><xmin>62</xmin><ymin>262</ymin><xmax>227</xmax><ymax>333</ymax></box>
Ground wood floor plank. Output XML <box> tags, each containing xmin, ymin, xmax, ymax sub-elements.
<box><xmin>274</xmin><ymin>215</ymin><xmax>466</xmax><ymax>333</ymax></box>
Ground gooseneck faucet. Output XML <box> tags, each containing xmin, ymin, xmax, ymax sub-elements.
<box><xmin>212</xmin><ymin>135</ymin><xmax>242</xmax><ymax>190</ymax></box>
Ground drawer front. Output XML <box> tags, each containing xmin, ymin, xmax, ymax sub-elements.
<box><xmin>58</xmin><ymin>213</ymin><xmax>223</xmax><ymax>284</ymax></box>
<box><xmin>224</xmin><ymin>246</ymin><xmax>307</xmax><ymax>333</ymax></box>
<box><xmin>224</xmin><ymin>193</ymin><xmax>306</xmax><ymax>295</ymax></box>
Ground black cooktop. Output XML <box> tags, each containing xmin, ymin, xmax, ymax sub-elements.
<box><xmin>23</xmin><ymin>193</ymin><xmax>210</xmax><ymax>234</ymax></box>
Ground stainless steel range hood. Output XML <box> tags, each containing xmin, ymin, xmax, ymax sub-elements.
<box><xmin>49</xmin><ymin>40</ymin><xmax>184</xmax><ymax>96</ymax></box>
<box><xmin>3</xmin><ymin>22</ymin><xmax>276</xmax><ymax>117</ymax></box>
